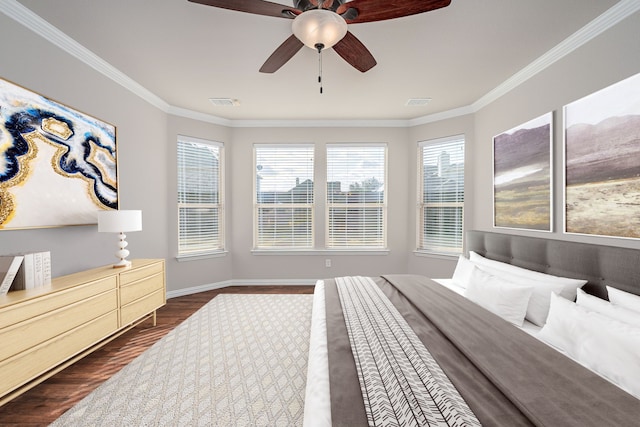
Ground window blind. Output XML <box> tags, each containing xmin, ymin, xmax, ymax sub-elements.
<box><xmin>254</xmin><ymin>144</ymin><xmax>314</xmax><ymax>248</ymax></box>
<box><xmin>418</xmin><ymin>136</ymin><xmax>464</xmax><ymax>255</ymax></box>
<box><xmin>326</xmin><ymin>144</ymin><xmax>387</xmax><ymax>249</ymax></box>
<box><xmin>177</xmin><ymin>136</ymin><xmax>224</xmax><ymax>256</ymax></box>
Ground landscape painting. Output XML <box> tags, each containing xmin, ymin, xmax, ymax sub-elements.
<box><xmin>564</xmin><ymin>72</ymin><xmax>640</xmax><ymax>238</ymax></box>
<box><xmin>0</xmin><ymin>77</ymin><xmax>118</xmax><ymax>230</ymax></box>
<box><xmin>493</xmin><ymin>112</ymin><xmax>552</xmax><ymax>231</ymax></box>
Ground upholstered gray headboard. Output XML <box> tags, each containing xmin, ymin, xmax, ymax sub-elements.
<box><xmin>466</xmin><ymin>230</ymin><xmax>640</xmax><ymax>300</ymax></box>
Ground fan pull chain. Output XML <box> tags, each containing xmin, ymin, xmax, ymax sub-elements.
<box><xmin>316</xmin><ymin>43</ymin><xmax>324</xmax><ymax>94</ymax></box>
<box><xmin>318</xmin><ymin>0</ymin><xmax>324</xmax><ymax>92</ymax></box>
<box><xmin>318</xmin><ymin>49</ymin><xmax>323</xmax><ymax>94</ymax></box>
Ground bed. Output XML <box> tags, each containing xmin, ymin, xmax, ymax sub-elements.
<box><xmin>304</xmin><ymin>230</ymin><xmax>640</xmax><ymax>427</ymax></box>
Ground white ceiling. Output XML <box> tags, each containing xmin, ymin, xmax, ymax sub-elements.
<box><xmin>11</xmin><ymin>0</ymin><xmax>628</xmax><ymax>123</ymax></box>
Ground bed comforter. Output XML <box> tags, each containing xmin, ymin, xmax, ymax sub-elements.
<box><xmin>323</xmin><ymin>275</ymin><xmax>639</xmax><ymax>427</ymax></box>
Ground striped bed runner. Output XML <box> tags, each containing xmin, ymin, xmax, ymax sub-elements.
<box><xmin>336</xmin><ymin>276</ymin><xmax>481</xmax><ymax>427</ymax></box>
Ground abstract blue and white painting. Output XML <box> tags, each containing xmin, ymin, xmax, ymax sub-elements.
<box><xmin>0</xmin><ymin>77</ymin><xmax>117</xmax><ymax>229</ymax></box>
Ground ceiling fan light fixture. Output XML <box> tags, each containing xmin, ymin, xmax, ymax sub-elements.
<box><xmin>292</xmin><ymin>9</ymin><xmax>347</xmax><ymax>50</ymax></box>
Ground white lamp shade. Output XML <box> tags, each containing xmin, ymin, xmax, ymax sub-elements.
<box><xmin>98</xmin><ymin>210</ymin><xmax>142</xmax><ymax>233</ymax></box>
<box><xmin>292</xmin><ymin>9</ymin><xmax>348</xmax><ymax>50</ymax></box>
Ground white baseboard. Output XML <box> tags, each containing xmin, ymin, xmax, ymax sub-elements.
<box><xmin>166</xmin><ymin>278</ymin><xmax>317</xmax><ymax>299</ymax></box>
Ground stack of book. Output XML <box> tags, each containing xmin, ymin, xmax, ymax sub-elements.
<box><xmin>0</xmin><ymin>252</ymin><xmax>52</xmax><ymax>296</ymax></box>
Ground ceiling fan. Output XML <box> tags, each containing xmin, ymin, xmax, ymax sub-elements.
<box><xmin>188</xmin><ymin>0</ymin><xmax>451</xmax><ymax>73</ymax></box>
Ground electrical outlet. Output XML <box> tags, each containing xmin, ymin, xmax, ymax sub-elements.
<box><xmin>325</xmin><ymin>259</ymin><xmax>331</xmax><ymax>268</ymax></box>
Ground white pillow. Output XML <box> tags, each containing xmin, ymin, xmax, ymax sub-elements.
<box><xmin>466</xmin><ymin>254</ymin><xmax>568</xmax><ymax>326</ymax></box>
<box><xmin>451</xmin><ymin>255</ymin><xmax>474</xmax><ymax>288</ymax></box>
<box><xmin>474</xmin><ymin>264</ymin><xmax>562</xmax><ymax>327</ymax></box>
<box><xmin>606</xmin><ymin>286</ymin><xmax>640</xmax><ymax>314</ymax></box>
<box><xmin>464</xmin><ymin>266</ymin><xmax>533</xmax><ymax>327</ymax></box>
<box><xmin>469</xmin><ymin>251</ymin><xmax>587</xmax><ymax>301</ymax></box>
<box><xmin>537</xmin><ymin>293</ymin><xmax>584</xmax><ymax>356</ymax></box>
<box><xmin>538</xmin><ymin>293</ymin><xmax>640</xmax><ymax>399</ymax></box>
<box><xmin>576</xmin><ymin>288</ymin><xmax>640</xmax><ymax>327</ymax></box>
<box><xmin>522</xmin><ymin>280</ymin><xmax>567</xmax><ymax>327</ymax></box>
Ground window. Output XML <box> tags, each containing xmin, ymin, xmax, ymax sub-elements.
<box><xmin>177</xmin><ymin>136</ymin><xmax>224</xmax><ymax>256</ymax></box>
<box><xmin>326</xmin><ymin>144</ymin><xmax>387</xmax><ymax>249</ymax></box>
<box><xmin>254</xmin><ymin>144</ymin><xmax>314</xmax><ymax>249</ymax></box>
<box><xmin>418</xmin><ymin>135</ymin><xmax>464</xmax><ymax>255</ymax></box>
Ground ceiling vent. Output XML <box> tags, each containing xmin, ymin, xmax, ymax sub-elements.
<box><xmin>406</xmin><ymin>98</ymin><xmax>432</xmax><ymax>106</ymax></box>
<box><xmin>209</xmin><ymin>98</ymin><xmax>240</xmax><ymax>107</ymax></box>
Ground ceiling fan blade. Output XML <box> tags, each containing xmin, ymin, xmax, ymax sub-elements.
<box><xmin>259</xmin><ymin>35</ymin><xmax>305</xmax><ymax>73</ymax></box>
<box><xmin>333</xmin><ymin>31</ymin><xmax>377</xmax><ymax>73</ymax></box>
<box><xmin>187</xmin><ymin>0</ymin><xmax>297</xmax><ymax>19</ymax></box>
<box><xmin>337</xmin><ymin>0</ymin><xmax>451</xmax><ymax>24</ymax></box>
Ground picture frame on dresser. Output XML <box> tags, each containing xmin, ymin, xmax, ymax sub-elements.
<box><xmin>0</xmin><ymin>76</ymin><xmax>118</xmax><ymax>230</ymax></box>
<box><xmin>563</xmin><ymin>71</ymin><xmax>640</xmax><ymax>239</ymax></box>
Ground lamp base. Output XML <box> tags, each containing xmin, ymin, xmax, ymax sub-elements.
<box><xmin>112</xmin><ymin>232</ymin><xmax>132</xmax><ymax>268</ymax></box>
<box><xmin>112</xmin><ymin>260</ymin><xmax>132</xmax><ymax>269</ymax></box>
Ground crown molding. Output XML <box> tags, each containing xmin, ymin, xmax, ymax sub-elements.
<box><xmin>167</xmin><ymin>105</ymin><xmax>233</xmax><ymax>127</ymax></box>
<box><xmin>408</xmin><ymin>105</ymin><xmax>475</xmax><ymax>127</ymax></box>
<box><xmin>0</xmin><ymin>0</ymin><xmax>170</xmax><ymax>112</ymax></box>
<box><xmin>3</xmin><ymin>0</ymin><xmax>638</xmax><ymax>128</ymax></box>
<box><xmin>472</xmin><ymin>0</ymin><xmax>640</xmax><ymax>112</ymax></box>
<box><xmin>228</xmin><ymin>118</ymin><xmax>411</xmax><ymax>128</ymax></box>
<box><xmin>167</xmin><ymin>105</ymin><xmax>410</xmax><ymax>127</ymax></box>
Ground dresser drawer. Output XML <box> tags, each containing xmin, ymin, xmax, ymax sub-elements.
<box><xmin>0</xmin><ymin>310</ymin><xmax>118</xmax><ymax>397</ymax></box>
<box><xmin>120</xmin><ymin>290</ymin><xmax>165</xmax><ymax>326</ymax></box>
<box><xmin>120</xmin><ymin>272</ymin><xmax>164</xmax><ymax>306</ymax></box>
<box><xmin>0</xmin><ymin>277</ymin><xmax>117</xmax><ymax>330</ymax></box>
<box><xmin>0</xmin><ymin>289</ymin><xmax>117</xmax><ymax>362</ymax></box>
<box><xmin>120</xmin><ymin>261</ymin><xmax>164</xmax><ymax>286</ymax></box>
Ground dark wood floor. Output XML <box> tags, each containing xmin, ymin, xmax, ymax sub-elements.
<box><xmin>0</xmin><ymin>285</ymin><xmax>314</xmax><ymax>426</ymax></box>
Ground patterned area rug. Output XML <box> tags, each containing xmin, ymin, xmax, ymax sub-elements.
<box><xmin>51</xmin><ymin>294</ymin><xmax>314</xmax><ymax>427</ymax></box>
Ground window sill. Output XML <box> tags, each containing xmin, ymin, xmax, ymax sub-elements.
<box><xmin>175</xmin><ymin>251</ymin><xmax>228</xmax><ymax>262</ymax></box>
<box><xmin>251</xmin><ymin>248</ymin><xmax>389</xmax><ymax>256</ymax></box>
<box><xmin>413</xmin><ymin>250</ymin><xmax>459</xmax><ymax>261</ymax></box>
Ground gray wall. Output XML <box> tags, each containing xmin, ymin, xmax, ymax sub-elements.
<box><xmin>229</xmin><ymin>127</ymin><xmax>410</xmax><ymax>282</ymax></box>
<box><xmin>0</xmin><ymin>14</ymin><xmax>169</xmax><ymax>277</ymax></box>
<box><xmin>165</xmin><ymin>116</ymin><xmax>234</xmax><ymax>291</ymax></box>
<box><xmin>1</xmin><ymin>10</ymin><xmax>639</xmax><ymax>294</ymax></box>
<box><xmin>472</xmin><ymin>10</ymin><xmax>640</xmax><ymax>250</ymax></box>
<box><xmin>407</xmin><ymin>114</ymin><xmax>476</xmax><ymax>278</ymax></box>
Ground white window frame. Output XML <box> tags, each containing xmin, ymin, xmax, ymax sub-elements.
<box><xmin>326</xmin><ymin>143</ymin><xmax>387</xmax><ymax>249</ymax></box>
<box><xmin>177</xmin><ymin>135</ymin><xmax>225</xmax><ymax>258</ymax></box>
<box><xmin>253</xmin><ymin>143</ymin><xmax>315</xmax><ymax>250</ymax></box>
<box><xmin>417</xmin><ymin>135</ymin><xmax>465</xmax><ymax>255</ymax></box>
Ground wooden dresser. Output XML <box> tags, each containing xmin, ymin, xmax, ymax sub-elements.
<box><xmin>0</xmin><ymin>259</ymin><xmax>165</xmax><ymax>406</ymax></box>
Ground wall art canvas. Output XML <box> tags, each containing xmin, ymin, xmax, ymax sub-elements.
<box><xmin>564</xmin><ymin>72</ymin><xmax>640</xmax><ymax>238</ymax></box>
<box><xmin>493</xmin><ymin>112</ymin><xmax>552</xmax><ymax>231</ymax></box>
<box><xmin>0</xmin><ymin>77</ymin><xmax>117</xmax><ymax>230</ymax></box>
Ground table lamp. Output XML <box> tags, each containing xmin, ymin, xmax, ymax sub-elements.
<box><xmin>97</xmin><ymin>210</ymin><xmax>142</xmax><ymax>268</ymax></box>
